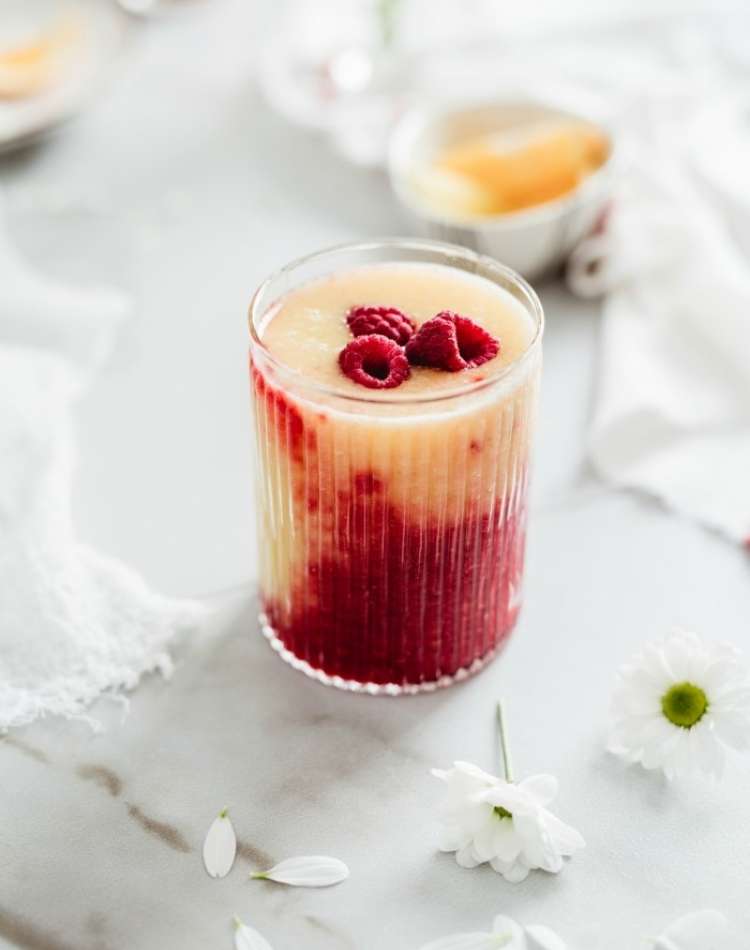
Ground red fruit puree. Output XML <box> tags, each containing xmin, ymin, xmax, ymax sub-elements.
<box><xmin>256</xmin><ymin>376</ymin><xmax>527</xmax><ymax>685</ymax></box>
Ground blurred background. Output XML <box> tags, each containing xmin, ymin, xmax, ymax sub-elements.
<box><xmin>2</xmin><ymin>0</ymin><xmax>749</xmax><ymax>603</ymax></box>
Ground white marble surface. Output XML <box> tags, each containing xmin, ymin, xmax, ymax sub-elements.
<box><xmin>2</xmin><ymin>2</ymin><xmax>750</xmax><ymax>948</ymax></box>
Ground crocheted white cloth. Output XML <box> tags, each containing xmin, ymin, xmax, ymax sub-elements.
<box><xmin>0</xmin><ymin>217</ymin><xmax>202</xmax><ymax>731</ymax></box>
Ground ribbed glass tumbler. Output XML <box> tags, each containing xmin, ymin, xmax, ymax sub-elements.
<box><xmin>248</xmin><ymin>240</ymin><xmax>543</xmax><ymax>694</ymax></box>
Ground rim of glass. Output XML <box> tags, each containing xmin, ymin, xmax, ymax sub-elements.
<box><xmin>248</xmin><ymin>237</ymin><xmax>544</xmax><ymax>406</ymax></box>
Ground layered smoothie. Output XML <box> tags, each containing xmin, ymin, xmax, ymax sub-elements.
<box><xmin>249</xmin><ymin>243</ymin><xmax>542</xmax><ymax>693</ymax></box>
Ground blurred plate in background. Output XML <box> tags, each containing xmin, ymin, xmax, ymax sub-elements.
<box><xmin>0</xmin><ymin>0</ymin><xmax>129</xmax><ymax>153</ymax></box>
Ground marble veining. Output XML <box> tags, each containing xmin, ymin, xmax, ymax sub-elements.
<box><xmin>303</xmin><ymin>914</ymin><xmax>358</xmax><ymax>949</ymax></box>
<box><xmin>0</xmin><ymin>906</ymin><xmax>79</xmax><ymax>950</ymax></box>
<box><xmin>76</xmin><ymin>765</ymin><xmax>123</xmax><ymax>798</ymax></box>
<box><xmin>235</xmin><ymin>839</ymin><xmax>275</xmax><ymax>869</ymax></box>
<box><xmin>1</xmin><ymin>736</ymin><xmax>50</xmax><ymax>764</ymax></box>
<box><xmin>125</xmin><ymin>804</ymin><xmax>192</xmax><ymax>854</ymax></box>
<box><xmin>2</xmin><ymin>580</ymin><xmax>750</xmax><ymax>950</ymax></box>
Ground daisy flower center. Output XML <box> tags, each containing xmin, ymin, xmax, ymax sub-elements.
<box><xmin>660</xmin><ymin>681</ymin><xmax>709</xmax><ymax>728</ymax></box>
<box><xmin>493</xmin><ymin>806</ymin><xmax>513</xmax><ymax>820</ymax></box>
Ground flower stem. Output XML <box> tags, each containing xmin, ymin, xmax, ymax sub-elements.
<box><xmin>377</xmin><ymin>0</ymin><xmax>401</xmax><ymax>48</ymax></box>
<box><xmin>496</xmin><ymin>701</ymin><xmax>514</xmax><ymax>783</ymax></box>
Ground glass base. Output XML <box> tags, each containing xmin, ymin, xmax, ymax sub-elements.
<box><xmin>259</xmin><ymin>611</ymin><xmax>504</xmax><ymax>696</ymax></box>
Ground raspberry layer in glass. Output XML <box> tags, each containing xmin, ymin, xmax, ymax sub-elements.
<box><xmin>249</xmin><ymin>242</ymin><xmax>542</xmax><ymax>694</ymax></box>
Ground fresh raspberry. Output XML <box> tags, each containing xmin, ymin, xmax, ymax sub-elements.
<box><xmin>405</xmin><ymin>311</ymin><xmax>500</xmax><ymax>372</ymax></box>
<box><xmin>339</xmin><ymin>335</ymin><xmax>410</xmax><ymax>389</ymax></box>
<box><xmin>346</xmin><ymin>305</ymin><xmax>416</xmax><ymax>346</ymax></box>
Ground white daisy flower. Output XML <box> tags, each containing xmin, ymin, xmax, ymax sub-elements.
<box><xmin>608</xmin><ymin>630</ymin><xmax>750</xmax><ymax>780</ymax></box>
<box><xmin>432</xmin><ymin>762</ymin><xmax>584</xmax><ymax>884</ymax></box>
<box><xmin>418</xmin><ymin>914</ymin><xmax>566</xmax><ymax>950</ymax></box>
<box><xmin>433</xmin><ymin>700</ymin><xmax>583</xmax><ymax>885</ymax></box>
<box><xmin>653</xmin><ymin>909</ymin><xmax>728</xmax><ymax>949</ymax></box>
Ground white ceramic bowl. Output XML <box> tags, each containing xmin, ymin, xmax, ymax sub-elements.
<box><xmin>387</xmin><ymin>100</ymin><xmax>616</xmax><ymax>280</ymax></box>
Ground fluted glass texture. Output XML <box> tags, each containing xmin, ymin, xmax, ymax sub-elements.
<box><xmin>249</xmin><ymin>241</ymin><xmax>543</xmax><ymax>694</ymax></box>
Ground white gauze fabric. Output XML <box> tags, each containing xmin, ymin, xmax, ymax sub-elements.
<box><xmin>0</xmin><ymin>214</ymin><xmax>203</xmax><ymax>731</ymax></box>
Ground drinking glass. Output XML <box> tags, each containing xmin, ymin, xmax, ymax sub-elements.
<box><xmin>248</xmin><ymin>239</ymin><xmax>543</xmax><ymax>694</ymax></box>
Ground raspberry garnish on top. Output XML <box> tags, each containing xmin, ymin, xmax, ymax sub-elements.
<box><xmin>346</xmin><ymin>305</ymin><xmax>416</xmax><ymax>346</ymax></box>
<box><xmin>339</xmin><ymin>334</ymin><xmax>411</xmax><ymax>389</ymax></box>
<box><xmin>405</xmin><ymin>311</ymin><xmax>500</xmax><ymax>372</ymax></box>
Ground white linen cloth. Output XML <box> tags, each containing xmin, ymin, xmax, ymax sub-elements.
<box><xmin>0</xmin><ymin>211</ymin><xmax>202</xmax><ymax>731</ymax></box>
<box><xmin>568</xmin><ymin>96</ymin><xmax>750</xmax><ymax>545</ymax></box>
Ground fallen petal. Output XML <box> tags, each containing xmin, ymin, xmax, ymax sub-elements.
<box><xmin>202</xmin><ymin>809</ymin><xmax>237</xmax><ymax>879</ymax></box>
<box><xmin>233</xmin><ymin>916</ymin><xmax>273</xmax><ymax>950</ymax></box>
<box><xmin>252</xmin><ymin>855</ymin><xmax>349</xmax><ymax>887</ymax></box>
<box><xmin>490</xmin><ymin>916</ymin><xmax>524</xmax><ymax>944</ymax></box>
<box><xmin>654</xmin><ymin>909</ymin><xmax>728</xmax><ymax>950</ymax></box>
<box><xmin>525</xmin><ymin>924</ymin><xmax>567</xmax><ymax>950</ymax></box>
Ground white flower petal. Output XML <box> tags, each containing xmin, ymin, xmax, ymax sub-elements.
<box><xmin>614</xmin><ymin>670</ymin><xmax>662</xmax><ymax>716</ymax></box>
<box><xmin>711</xmin><ymin>709</ymin><xmax>750</xmax><ymax>751</ymax></box>
<box><xmin>541</xmin><ymin>810</ymin><xmax>585</xmax><ymax>856</ymax></box>
<box><xmin>608</xmin><ymin>714</ymin><xmax>662</xmax><ymax>758</ymax></box>
<box><xmin>417</xmin><ymin>932</ymin><xmax>502</xmax><ymax>950</ymax></box>
<box><xmin>640</xmin><ymin>718</ymin><xmax>681</xmax><ymax>770</ymax></box>
<box><xmin>234</xmin><ymin>917</ymin><xmax>274</xmax><ymax>950</ymax></box>
<box><xmin>420</xmin><ymin>916</ymin><xmax>564</xmax><ymax>950</ymax></box>
<box><xmin>511</xmin><ymin>812</ymin><xmax>561</xmax><ymax>873</ymax></box>
<box><xmin>491</xmin><ymin>915</ymin><xmax>524</xmax><ymax>943</ymax></box>
<box><xmin>253</xmin><ymin>856</ymin><xmax>348</xmax><ymax>887</ymax></box>
<box><xmin>655</xmin><ymin>909</ymin><xmax>728</xmax><ymax>949</ymax></box>
<box><xmin>662</xmin><ymin>737</ymin><xmax>691</xmax><ymax>782</ymax></box>
<box><xmin>456</xmin><ymin>844</ymin><xmax>483</xmax><ymax>868</ymax></box>
<box><xmin>519</xmin><ymin>774</ymin><xmax>558</xmax><ymax>806</ymax></box>
<box><xmin>495</xmin><ymin>857</ymin><xmax>530</xmax><ymax>883</ymax></box>
<box><xmin>702</xmin><ymin>660</ymin><xmax>746</xmax><ymax>697</ymax></box>
<box><xmin>202</xmin><ymin>809</ymin><xmax>237</xmax><ymax>879</ymax></box>
<box><xmin>454</xmin><ymin>761</ymin><xmax>501</xmax><ymax>785</ymax></box>
<box><xmin>661</xmin><ymin>728</ymin><xmax>694</xmax><ymax>779</ymax></box>
<box><xmin>641</xmin><ymin>644</ymin><xmax>673</xmax><ymax>688</ymax></box>
<box><xmin>690</xmin><ymin>722</ymin><xmax>725</xmax><ymax>780</ymax></box>
<box><xmin>525</xmin><ymin>924</ymin><xmax>567</xmax><ymax>950</ymax></box>
<box><xmin>473</xmin><ymin>817</ymin><xmax>502</xmax><ymax>862</ymax></box>
<box><xmin>438</xmin><ymin>825</ymin><xmax>470</xmax><ymax>853</ymax></box>
<box><xmin>492</xmin><ymin>819</ymin><xmax>523</xmax><ymax>863</ymax></box>
<box><xmin>712</xmin><ymin>685</ymin><xmax>750</xmax><ymax>710</ymax></box>
<box><xmin>661</xmin><ymin>633</ymin><xmax>697</xmax><ymax>681</ymax></box>
<box><xmin>474</xmin><ymin>783</ymin><xmax>533</xmax><ymax>814</ymax></box>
